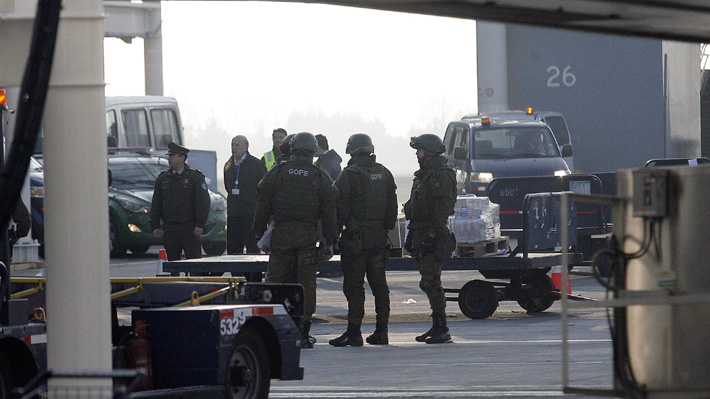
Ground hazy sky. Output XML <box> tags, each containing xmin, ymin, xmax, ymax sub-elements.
<box><xmin>104</xmin><ymin>2</ymin><xmax>479</xmax><ymax>180</ymax></box>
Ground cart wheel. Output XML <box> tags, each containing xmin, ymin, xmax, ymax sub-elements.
<box><xmin>0</xmin><ymin>353</ymin><xmax>15</xmax><ymax>399</ymax></box>
<box><xmin>517</xmin><ymin>275</ymin><xmax>556</xmax><ymax>313</ymax></box>
<box><xmin>458</xmin><ymin>280</ymin><xmax>499</xmax><ymax>319</ymax></box>
<box><xmin>225</xmin><ymin>327</ymin><xmax>271</xmax><ymax>399</ymax></box>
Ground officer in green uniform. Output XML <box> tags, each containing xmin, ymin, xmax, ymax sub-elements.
<box><xmin>329</xmin><ymin>133</ymin><xmax>398</xmax><ymax>347</ymax></box>
<box><xmin>150</xmin><ymin>142</ymin><xmax>211</xmax><ymax>263</ymax></box>
<box><xmin>253</xmin><ymin>132</ymin><xmax>339</xmax><ymax>348</ymax></box>
<box><xmin>404</xmin><ymin>134</ymin><xmax>457</xmax><ymax>344</ymax></box>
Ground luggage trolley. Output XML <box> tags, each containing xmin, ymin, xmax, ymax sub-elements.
<box><xmin>436</xmin><ymin>191</ymin><xmax>582</xmax><ymax>319</ymax></box>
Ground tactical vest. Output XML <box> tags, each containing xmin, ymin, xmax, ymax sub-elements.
<box><xmin>272</xmin><ymin>162</ymin><xmax>321</xmax><ymax>222</ymax></box>
<box><xmin>409</xmin><ymin>162</ymin><xmax>456</xmax><ymax>228</ymax></box>
<box><xmin>348</xmin><ymin>163</ymin><xmax>389</xmax><ymax>224</ymax></box>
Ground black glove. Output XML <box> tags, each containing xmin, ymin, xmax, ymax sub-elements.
<box><xmin>7</xmin><ymin>229</ymin><xmax>18</xmax><ymax>247</ymax></box>
<box><xmin>421</xmin><ymin>233</ymin><xmax>437</xmax><ymax>255</ymax></box>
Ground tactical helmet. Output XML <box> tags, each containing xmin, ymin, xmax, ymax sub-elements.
<box><xmin>279</xmin><ymin>134</ymin><xmax>295</xmax><ymax>154</ymax></box>
<box><xmin>291</xmin><ymin>132</ymin><xmax>318</xmax><ymax>153</ymax></box>
<box><xmin>346</xmin><ymin>133</ymin><xmax>374</xmax><ymax>155</ymax></box>
<box><xmin>410</xmin><ymin>134</ymin><xmax>445</xmax><ymax>154</ymax></box>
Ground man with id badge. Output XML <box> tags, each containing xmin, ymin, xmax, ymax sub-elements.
<box><xmin>224</xmin><ymin>135</ymin><xmax>267</xmax><ymax>281</ymax></box>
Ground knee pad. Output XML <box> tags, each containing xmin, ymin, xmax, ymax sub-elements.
<box><xmin>419</xmin><ymin>275</ymin><xmax>439</xmax><ymax>294</ymax></box>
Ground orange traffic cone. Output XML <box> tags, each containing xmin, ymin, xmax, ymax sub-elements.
<box><xmin>551</xmin><ymin>265</ymin><xmax>571</xmax><ymax>294</ymax></box>
<box><xmin>156</xmin><ymin>249</ymin><xmax>169</xmax><ymax>276</ymax></box>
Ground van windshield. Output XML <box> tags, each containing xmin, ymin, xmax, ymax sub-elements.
<box><xmin>473</xmin><ymin>127</ymin><xmax>560</xmax><ymax>159</ymax></box>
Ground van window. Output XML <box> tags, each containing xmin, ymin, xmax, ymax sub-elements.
<box><xmin>152</xmin><ymin>109</ymin><xmax>180</xmax><ymax>150</ymax></box>
<box><xmin>106</xmin><ymin>110</ymin><xmax>118</xmax><ymax>147</ymax></box>
<box><xmin>541</xmin><ymin>116</ymin><xmax>570</xmax><ymax>146</ymax></box>
<box><xmin>122</xmin><ymin>109</ymin><xmax>151</xmax><ymax>147</ymax></box>
<box><xmin>445</xmin><ymin>125</ymin><xmax>469</xmax><ymax>157</ymax></box>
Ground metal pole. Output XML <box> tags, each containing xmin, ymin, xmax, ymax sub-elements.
<box><xmin>43</xmin><ymin>0</ymin><xmax>112</xmax><ymax>377</ymax></box>
<box><xmin>560</xmin><ymin>192</ymin><xmax>570</xmax><ymax>389</ymax></box>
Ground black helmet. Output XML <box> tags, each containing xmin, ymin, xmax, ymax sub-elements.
<box><xmin>291</xmin><ymin>132</ymin><xmax>318</xmax><ymax>153</ymax></box>
<box><xmin>346</xmin><ymin>133</ymin><xmax>374</xmax><ymax>155</ymax></box>
<box><xmin>410</xmin><ymin>134</ymin><xmax>445</xmax><ymax>154</ymax></box>
<box><xmin>279</xmin><ymin>134</ymin><xmax>295</xmax><ymax>154</ymax></box>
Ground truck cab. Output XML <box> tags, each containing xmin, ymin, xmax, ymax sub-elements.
<box><xmin>443</xmin><ymin>116</ymin><xmax>573</xmax><ymax>195</ymax></box>
<box><xmin>462</xmin><ymin>109</ymin><xmax>575</xmax><ymax>170</ymax></box>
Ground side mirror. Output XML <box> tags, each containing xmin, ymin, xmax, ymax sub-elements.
<box><xmin>453</xmin><ymin>147</ymin><xmax>468</xmax><ymax>161</ymax></box>
<box><xmin>560</xmin><ymin>144</ymin><xmax>573</xmax><ymax>158</ymax></box>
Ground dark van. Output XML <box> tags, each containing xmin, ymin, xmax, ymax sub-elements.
<box><xmin>462</xmin><ymin>108</ymin><xmax>574</xmax><ymax>170</ymax></box>
<box><xmin>443</xmin><ymin>116</ymin><xmax>573</xmax><ymax>195</ymax></box>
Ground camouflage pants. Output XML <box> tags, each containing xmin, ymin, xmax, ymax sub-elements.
<box><xmin>411</xmin><ymin>228</ymin><xmax>446</xmax><ymax>315</ymax></box>
<box><xmin>341</xmin><ymin>246</ymin><xmax>390</xmax><ymax>325</ymax></box>
<box><xmin>266</xmin><ymin>221</ymin><xmax>319</xmax><ymax>322</ymax></box>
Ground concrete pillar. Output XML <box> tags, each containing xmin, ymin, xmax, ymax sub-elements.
<box><xmin>144</xmin><ymin>6</ymin><xmax>163</xmax><ymax>96</ymax></box>
<box><xmin>43</xmin><ymin>0</ymin><xmax>112</xmax><ymax>379</ymax></box>
<box><xmin>476</xmin><ymin>22</ymin><xmax>508</xmax><ymax>112</ymax></box>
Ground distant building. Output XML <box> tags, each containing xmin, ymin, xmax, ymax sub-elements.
<box><xmin>477</xmin><ymin>22</ymin><xmax>701</xmax><ymax>173</ymax></box>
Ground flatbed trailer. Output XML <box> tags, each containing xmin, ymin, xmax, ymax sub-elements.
<box><xmin>165</xmin><ymin>251</ymin><xmax>579</xmax><ymax>320</ymax></box>
<box><xmin>1</xmin><ymin>270</ymin><xmax>304</xmax><ymax>399</ymax></box>
<box><xmin>165</xmin><ymin>191</ymin><xmax>586</xmax><ymax>320</ymax></box>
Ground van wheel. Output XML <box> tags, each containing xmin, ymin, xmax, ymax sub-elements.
<box><xmin>129</xmin><ymin>245</ymin><xmax>150</xmax><ymax>255</ymax></box>
<box><xmin>225</xmin><ymin>327</ymin><xmax>271</xmax><ymax>399</ymax></box>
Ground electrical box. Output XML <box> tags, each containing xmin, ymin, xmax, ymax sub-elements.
<box><xmin>632</xmin><ymin>169</ymin><xmax>670</xmax><ymax>218</ymax></box>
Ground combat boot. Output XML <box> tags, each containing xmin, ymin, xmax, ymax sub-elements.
<box><xmin>300</xmin><ymin>320</ymin><xmax>316</xmax><ymax>349</ymax></box>
<box><xmin>425</xmin><ymin>313</ymin><xmax>452</xmax><ymax>344</ymax></box>
<box><xmin>415</xmin><ymin>316</ymin><xmax>436</xmax><ymax>342</ymax></box>
<box><xmin>329</xmin><ymin>323</ymin><xmax>363</xmax><ymax>347</ymax></box>
<box><xmin>366</xmin><ymin>324</ymin><xmax>389</xmax><ymax>345</ymax></box>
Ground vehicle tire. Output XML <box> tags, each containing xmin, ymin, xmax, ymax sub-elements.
<box><xmin>458</xmin><ymin>280</ymin><xmax>499</xmax><ymax>320</ymax></box>
<box><xmin>203</xmin><ymin>241</ymin><xmax>226</xmax><ymax>256</ymax></box>
<box><xmin>110</xmin><ymin>219</ymin><xmax>127</xmax><ymax>257</ymax></box>
<box><xmin>225</xmin><ymin>327</ymin><xmax>271</xmax><ymax>399</ymax></box>
<box><xmin>128</xmin><ymin>244</ymin><xmax>150</xmax><ymax>255</ymax></box>
<box><xmin>517</xmin><ymin>275</ymin><xmax>556</xmax><ymax>313</ymax></box>
<box><xmin>0</xmin><ymin>353</ymin><xmax>15</xmax><ymax>399</ymax></box>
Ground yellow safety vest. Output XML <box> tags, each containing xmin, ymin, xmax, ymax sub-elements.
<box><xmin>263</xmin><ymin>150</ymin><xmax>276</xmax><ymax>171</ymax></box>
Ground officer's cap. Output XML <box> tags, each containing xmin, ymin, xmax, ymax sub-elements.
<box><xmin>166</xmin><ymin>141</ymin><xmax>190</xmax><ymax>156</ymax></box>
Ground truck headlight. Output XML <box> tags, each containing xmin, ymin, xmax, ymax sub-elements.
<box><xmin>117</xmin><ymin>197</ymin><xmax>150</xmax><ymax>213</ymax></box>
<box><xmin>554</xmin><ymin>169</ymin><xmax>569</xmax><ymax>177</ymax></box>
<box><xmin>471</xmin><ymin>172</ymin><xmax>494</xmax><ymax>183</ymax></box>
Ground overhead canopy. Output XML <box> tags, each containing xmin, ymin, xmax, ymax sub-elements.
<box><xmin>262</xmin><ymin>0</ymin><xmax>710</xmax><ymax>43</ymax></box>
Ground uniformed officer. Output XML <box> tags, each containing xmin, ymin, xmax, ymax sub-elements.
<box><xmin>150</xmin><ymin>142</ymin><xmax>211</xmax><ymax>263</ymax></box>
<box><xmin>329</xmin><ymin>133</ymin><xmax>398</xmax><ymax>347</ymax></box>
<box><xmin>253</xmin><ymin>132</ymin><xmax>339</xmax><ymax>348</ymax></box>
<box><xmin>404</xmin><ymin>134</ymin><xmax>457</xmax><ymax>344</ymax></box>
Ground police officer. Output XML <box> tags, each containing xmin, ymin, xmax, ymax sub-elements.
<box><xmin>253</xmin><ymin>132</ymin><xmax>339</xmax><ymax>348</ymax></box>
<box><xmin>150</xmin><ymin>142</ymin><xmax>211</xmax><ymax>263</ymax></box>
<box><xmin>262</xmin><ymin>128</ymin><xmax>287</xmax><ymax>171</ymax></box>
<box><xmin>404</xmin><ymin>134</ymin><xmax>456</xmax><ymax>344</ymax></box>
<box><xmin>329</xmin><ymin>133</ymin><xmax>397</xmax><ymax>347</ymax></box>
